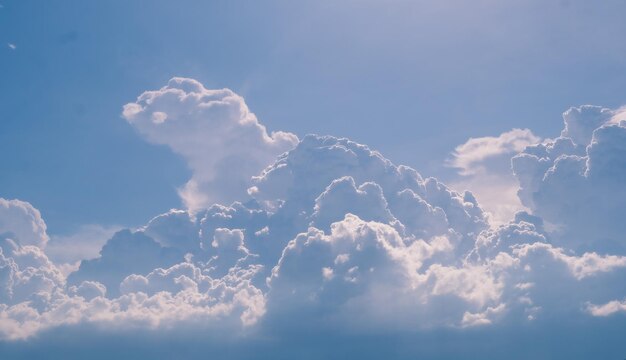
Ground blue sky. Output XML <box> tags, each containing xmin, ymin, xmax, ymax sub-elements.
<box><xmin>3</xmin><ymin>0</ymin><xmax>626</xmax><ymax>234</ymax></box>
<box><xmin>1</xmin><ymin>1</ymin><xmax>626</xmax><ymax>358</ymax></box>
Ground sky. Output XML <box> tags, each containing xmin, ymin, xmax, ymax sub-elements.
<box><xmin>1</xmin><ymin>0</ymin><xmax>626</xmax><ymax>358</ymax></box>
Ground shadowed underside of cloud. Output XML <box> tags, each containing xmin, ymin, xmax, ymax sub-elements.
<box><xmin>1</xmin><ymin>79</ymin><xmax>626</xmax><ymax>358</ymax></box>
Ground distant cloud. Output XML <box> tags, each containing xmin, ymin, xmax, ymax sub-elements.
<box><xmin>450</xmin><ymin>129</ymin><xmax>540</xmax><ymax>176</ymax></box>
<box><xmin>448</xmin><ymin>129</ymin><xmax>540</xmax><ymax>225</ymax></box>
<box><xmin>7</xmin><ymin>43</ymin><xmax>15</xmax><ymax>50</ymax></box>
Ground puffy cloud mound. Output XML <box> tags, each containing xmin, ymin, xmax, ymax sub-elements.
<box><xmin>250</xmin><ymin>134</ymin><xmax>488</xmax><ymax>244</ymax></box>
<box><xmin>512</xmin><ymin>106</ymin><xmax>626</xmax><ymax>254</ymax></box>
<box><xmin>0</xmin><ymin>199</ymin><xmax>49</xmax><ymax>248</ymax></box>
<box><xmin>1</xmin><ymin>80</ymin><xmax>626</xmax><ymax>358</ymax></box>
<box><xmin>122</xmin><ymin>77</ymin><xmax>298</xmax><ymax>212</ymax></box>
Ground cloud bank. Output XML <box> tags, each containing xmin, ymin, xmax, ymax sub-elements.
<box><xmin>1</xmin><ymin>79</ymin><xmax>626</xmax><ymax>358</ymax></box>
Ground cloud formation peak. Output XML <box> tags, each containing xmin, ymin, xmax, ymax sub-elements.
<box><xmin>123</xmin><ymin>77</ymin><xmax>298</xmax><ymax>212</ymax></box>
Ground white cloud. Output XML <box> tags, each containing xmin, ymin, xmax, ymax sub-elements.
<box><xmin>448</xmin><ymin>129</ymin><xmax>540</xmax><ymax>225</ymax></box>
<box><xmin>7</xmin><ymin>43</ymin><xmax>15</xmax><ymax>50</ymax></box>
<box><xmin>2</xmin><ymin>80</ymin><xmax>626</xmax><ymax>353</ymax></box>
<box><xmin>45</xmin><ymin>224</ymin><xmax>122</xmax><ymax>268</ymax></box>
<box><xmin>512</xmin><ymin>242</ymin><xmax>626</xmax><ymax>280</ymax></box>
<box><xmin>0</xmin><ymin>198</ymin><xmax>49</xmax><ymax>248</ymax></box>
<box><xmin>512</xmin><ymin>107</ymin><xmax>626</xmax><ymax>253</ymax></box>
<box><xmin>587</xmin><ymin>298</ymin><xmax>626</xmax><ymax>317</ymax></box>
<box><xmin>560</xmin><ymin>105</ymin><xmax>614</xmax><ymax>146</ymax></box>
<box><xmin>450</xmin><ymin>128</ymin><xmax>540</xmax><ymax>176</ymax></box>
<box><xmin>123</xmin><ymin>77</ymin><xmax>298</xmax><ymax>213</ymax></box>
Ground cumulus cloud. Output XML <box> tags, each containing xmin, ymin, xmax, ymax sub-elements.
<box><xmin>45</xmin><ymin>224</ymin><xmax>122</xmax><ymax>273</ymax></box>
<box><xmin>0</xmin><ymin>207</ymin><xmax>265</xmax><ymax>340</ymax></box>
<box><xmin>448</xmin><ymin>129</ymin><xmax>540</xmax><ymax>225</ymax></box>
<box><xmin>512</xmin><ymin>106</ymin><xmax>626</xmax><ymax>253</ymax></box>
<box><xmin>560</xmin><ymin>105</ymin><xmax>614</xmax><ymax>146</ymax></box>
<box><xmin>450</xmin><ymin>128</ymin><xmax>540</xmax><ymax>177</ymax></box>
<box><xmin>2</xmin><ymin>79</ymin><xmax>626</xmax><ymax>358</ymax></box>
<box><xmin>0</xmin><ymin>198</ymin><xmax>49</xmax><ymax>248</ymax></box>
<box><xmin>122</xmin><ymin>78</ymin><xmax>298</xmax><ymax>212</ymax></box>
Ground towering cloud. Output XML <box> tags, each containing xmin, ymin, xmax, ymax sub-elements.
<box><xmin>122</xmin><ymin>78</ymin><xmax>298</xmax><ymax>212</ymax></box>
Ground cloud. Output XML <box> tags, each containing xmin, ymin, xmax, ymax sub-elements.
<box><xmin>609</xmin><ymin>106</ymin><xmax>626</xmax><ymax>124</ymax></box>
<box><xmin>512</xmin><ymin>106</ymin><xmax>626</xmax><ymax>254</ymax></box>
<box><xmin>67</xmin><ymin>230</ymin><xmax>184</xmax><ymax>297</ymax></box>
<box><xmin>450</xmin><ymin>128</ymin><xmax>540</xmax><ymax>176</ymax></box>
<box><xmin>0</xmin><ymin>207</ymin><xmax>264</xmax><ymax>340</ymax></box>
<box><xmin>7</xmin><ymin>43</ymin><xmax>15</xmax><ymax>50</ymax></box>
<box><xmin>2</xmin><ymin>79</ymin><xmax>626</xmax><ymax>358</ymax></box>
<box><xmin>45</xmin><ymin>224</ymin><xmax>122</xmax><ymax>271</ymax></box>
<box><xmin>250</xmin><ymin>134</ymin><xmax>488</xmax><ymax>244</ymax></box>
<box><xmin>448</xmin><ymin>129</ymin><xmax>540</xmax><ymax>225</ymax></box>
<box><xmin>122</xmin><ymin>78</ymin><xmax>298</xmax><ymax>212</ymax></box>
<box><xmin>0</xmin><ymin>198</ymin><xmax>49</xmax><ymax>248</ymax></box>
<box><xmin>560</xmin><ymin>105</ymin><xmax>614</xmax><ymax>146</ymax></box>
<box><xmin>0</xmin><ymin>237</ymin><xmax>64</xmax><ymax>306</ymax></box>
<box><xmin>587</xmin><ymin>298</ymin><xmax>626</xmax><ymax>317</ymax></box>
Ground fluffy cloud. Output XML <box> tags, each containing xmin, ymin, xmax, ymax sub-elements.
<box><xmin>450</xmin><ymin>128</ymin><xmax>540</xmax><ymax>177</ymax></box>
<box><xmin>0</xmin><ymin>199</ymin><xmax>49</xmax><ymax>248</ymax></box>
<box><xmin>448</xmin><ymin>129</ymin><xmax>540</xmax><ymax>225</ymax></box>
<box><xmin>2</xmin><ymin>80</ymin><xmax>626</xmax><ymax>358</ymax></box>
<box><xmin>512</xmin><ymin>106</ymin><xmax>626</xmax><ymax>253</ymax></box>
<box><xmin>0</xmin><ymin>237</ymin><xmax>64</xmax><ymax>306</ymax></box>
<box><xmin>560</xmin><ymin>105</ymin><xmax>614</xmax><ymax>146</ymax></box>
<box><xmin>67</xmin><ymin>230</ymin><xmax>184</xmax><ymax>297</ymax></box>
<box><xmin>122</xmin><ymin>77</ymin><xmax>298</xmax><ymax>212</ymax></box>
<box><xmin>267</xmin><ymin>214</ymin><xmax>498</xmax><ymax>331</ymax></box>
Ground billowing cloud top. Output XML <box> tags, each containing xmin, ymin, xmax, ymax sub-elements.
<box><xmin>2</xmin><ymin>79</ymin><xmax>626</xmax><ymax>358</ymax></box>
<box><xmin>0</xmin><ymin>199</ymin><xmax>49</xmax><ymax>249</ymax></box>
<box><xmin>513</xmin><ymin>105</ymin><xmax>626</xmax><ymax>253</ymax></box>
<box><xmin>122</xmin><ymin>77</ymin><xmax>298</xmax><ymax>212</ymax></box>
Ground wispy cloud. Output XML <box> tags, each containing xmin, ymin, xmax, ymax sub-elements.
<box><xmin>7</xmin><ymin>43</ymin><xmax>16</xmax><ymax>50</ymax></box>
